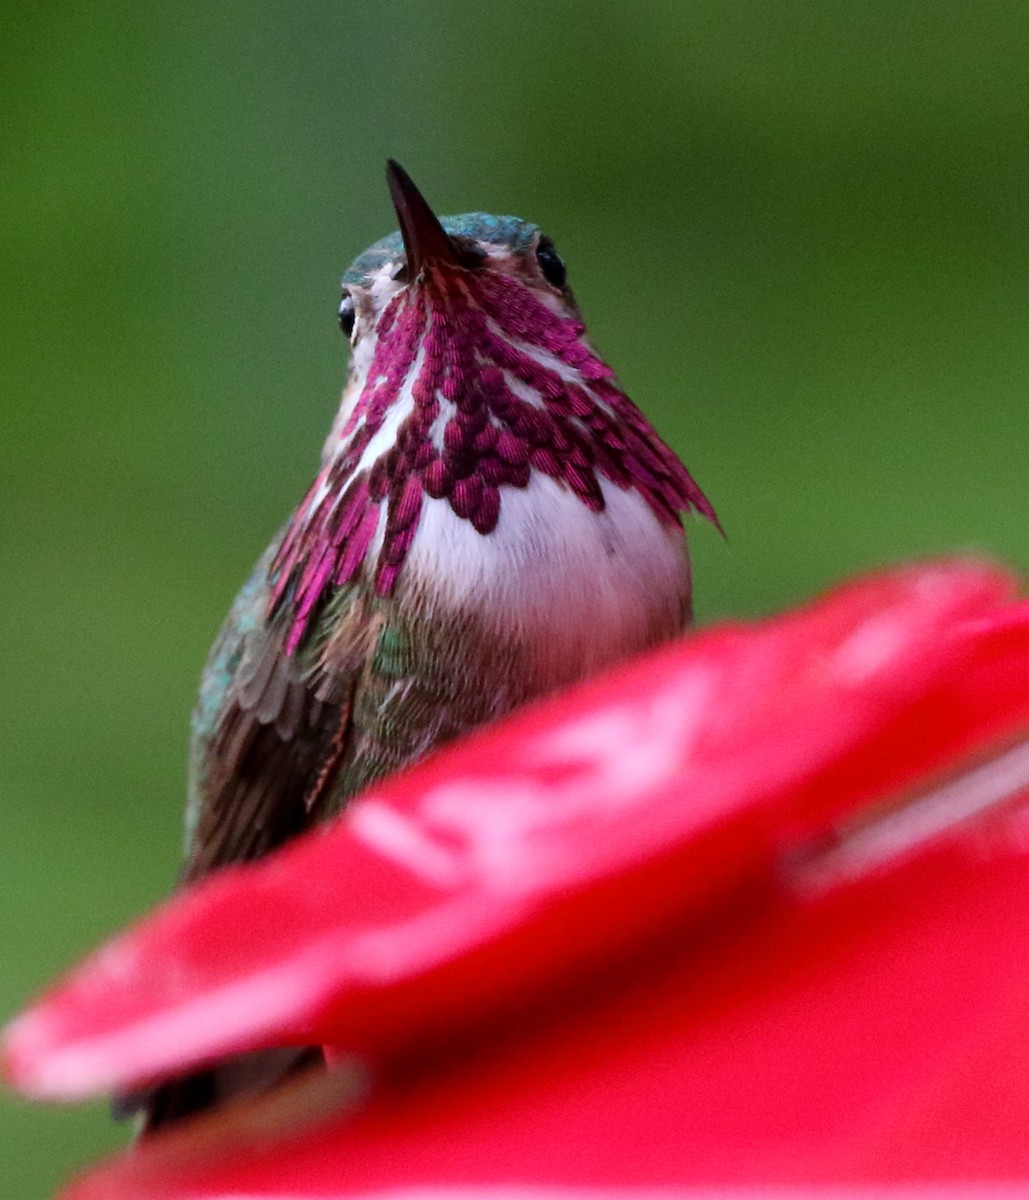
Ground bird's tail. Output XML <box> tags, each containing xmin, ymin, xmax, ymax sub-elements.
<box><xmin>113</xmin><ymin>1045</ymin><xmax>326</xmax><ymax>1136</ymax></box>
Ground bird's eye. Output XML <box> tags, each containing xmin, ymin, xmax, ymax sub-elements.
<box><xmin>535</xmin><ymin>238</ymin><xmax>567</xmax><ymax>289</ymax></box>
<box><xmin>338</xmin><ymin>293</ymin><xmax>356</xmax><ymax>340</ymax></box>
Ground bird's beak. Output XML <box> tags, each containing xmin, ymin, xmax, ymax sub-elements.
<box><xmin>386</xmin><ymin>159</ymin><xmax>461</xmax><ymax>277</ymax></box>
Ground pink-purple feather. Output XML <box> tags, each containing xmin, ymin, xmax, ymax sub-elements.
<box><xmin>270</xmin><ymin>264</ymin><xmax>714</xmax><ymax>655</ymax></box>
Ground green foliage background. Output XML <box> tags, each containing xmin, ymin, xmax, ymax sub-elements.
<box><xmin>2</xmin><ymin>2</ymin><xmax>1027</xmax><ymax>1194</ymax></box>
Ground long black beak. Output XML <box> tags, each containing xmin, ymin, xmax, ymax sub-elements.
<box><xmin>386</xmin><ymin>160</ymin><xmax>461</xmax><ymax>277</ymax></box>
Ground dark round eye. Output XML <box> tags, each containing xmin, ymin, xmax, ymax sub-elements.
<box><xmin>535</xmin><ymin>238</ymin><xmax>567</xmax><ymax>289</ymax></box>
<box><xmin>338</xmin><ymin>293</ymin><xmax>356</xmax><ymax>339</ymax></box>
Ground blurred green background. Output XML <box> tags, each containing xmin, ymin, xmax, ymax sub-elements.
<box><xmin>2</xmin><ymin>1</ymin><xmax>1027</xmax><ymax>1194</ymax></box>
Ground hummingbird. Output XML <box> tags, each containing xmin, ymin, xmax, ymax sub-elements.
<box><xmin>136</xmin><ymin>161</ymin><xmax>716</xmax><ymax>1132</ymax></box>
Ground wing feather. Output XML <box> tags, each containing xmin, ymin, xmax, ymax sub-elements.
<box><xmin>180</xmin><ymin>536</ymin><xmax>369</xmax><ymax>877</ymax></box>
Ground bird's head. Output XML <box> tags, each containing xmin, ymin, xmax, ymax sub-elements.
<box><xmin>338</xmin><ymin>161</ymin><xmax>577</xmax><ymax>381</ymax></box>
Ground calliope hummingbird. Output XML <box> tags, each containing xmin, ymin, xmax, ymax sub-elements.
<box><xmin>137</xmin><ymin>161</ymin><xmax>716</xmax><ymax>1131</ymax></box>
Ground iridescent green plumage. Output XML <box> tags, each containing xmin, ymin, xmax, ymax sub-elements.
<box><xmin>343</xmin><ymin>212</ymin><xmax>539</xmax><ymax>288</ymax></box>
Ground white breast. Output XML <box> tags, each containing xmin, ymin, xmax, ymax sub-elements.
<box><xmin>403</xmin><ymin>474</ymin><xmax>692</xmax><ymax>688</ymax></box>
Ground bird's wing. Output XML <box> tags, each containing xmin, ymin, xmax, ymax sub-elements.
<box><xmin>182</xmin><ymin>540</ymin><xmax>380</xmax><ymax>883</ymax></box>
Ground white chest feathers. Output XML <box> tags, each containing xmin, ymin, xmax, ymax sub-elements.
<box><xmin>403</xmin><ymin>474</ymin><xmax>692</xmax><ymax>688</ymax></box>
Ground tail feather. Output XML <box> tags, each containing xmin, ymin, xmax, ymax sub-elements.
<box><xmin>114</xmin><ymin>1046</ymin><xmax>326</xmax><ymax>1136</ymax></box>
